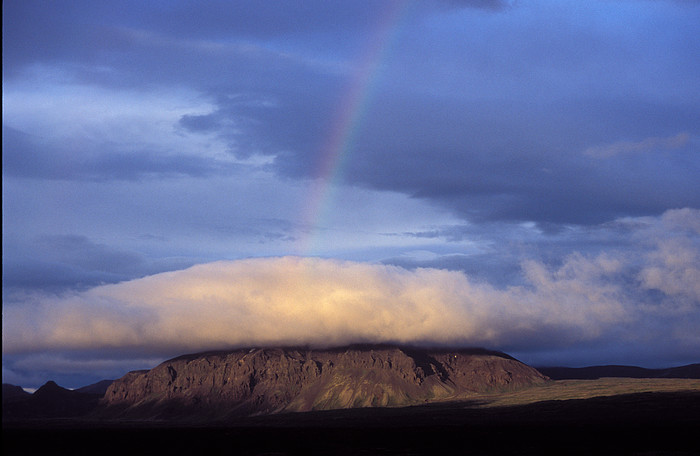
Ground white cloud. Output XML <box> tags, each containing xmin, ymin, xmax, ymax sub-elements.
<box><xmin>639</xmin><ymin>238</ymin><xmax>700</xmax><ymax>305</ymax></box>
<box><xmin>583</xmin><ymin>132</ymin><xmax>690</xmax><ymax>158</ymax></box>
<box><xmin>3</xmin><ymin>209</ymin><xmax>698</xmax><ymax>377</ymax></box>
<box><xmin>4</xmin><ymin>210</ymin><xmax>699</xmax><ymax>360</ymax></box>
<box><xmin>2</xmin><ymin>75</ymin><xmax>241</xmax><ymax>166</ymax></box>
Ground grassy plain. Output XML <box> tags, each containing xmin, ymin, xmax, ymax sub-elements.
<box><xmin>469</xmin><ymin>377</ymin><xmax>700</xmax><ymax>408</ymax></box>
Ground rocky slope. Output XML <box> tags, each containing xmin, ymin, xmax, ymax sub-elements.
<box><xmin>100</xmin><ymin>345</ymin><xmax>548</xmax><ymax>419</ymax></box>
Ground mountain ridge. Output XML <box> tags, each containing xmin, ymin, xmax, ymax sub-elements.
<box><xmin>537</xmin><ymin>363</ymin><xmax>700</xmax><ymax>380</ymax></box>
<box><xmin>2</xmin><ymin>380</ymin><xmax>101</xmax><ymax>420</ymax></box>
<box><xmin>99</xmin><ymin>344</ymin><xmax>547</xmax><ymax>419</ymax></box>
<box><xmin>5</xmin><ymin>346</ymin><xmax>698</xmax><ymax>422</ymax></box>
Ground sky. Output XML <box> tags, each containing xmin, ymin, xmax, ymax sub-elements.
<box><xmin>2</xmin><ymin>0</ymin><xmax>699</xmax><ymax>390</ymax></box>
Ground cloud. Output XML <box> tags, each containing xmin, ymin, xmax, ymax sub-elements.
<box><xmin>1</xmin><ymin>258</ymin><xmax>517</xmax><ymax>354</ymax></box>
<box><xmin>3</xmin><ymin>1</ymin><xmax>700</xmax><ymax>384</ymax></box>
<box><xmin>637</xmin><ymin>209</ymin><xmax>700</xmax><ymax>306</ymax></box>
<box><xmin>4</xmin><ymin>1</ymin><xmax>699</xmax><ymax>228</ymax></box>
<box><xmin>639</xmin><ymin>237</ymin><xmax>700</xmax><ymax>303</ymax></box>
<box><xmin>2</xmin><ymin>235</ymin><xmax>146</xmax><ymax>296</ymax></box>
<box><xmin>4</xmin><ymin>210</ymin><xmax>699</xmax><ymax>362</ymax></box>
<box><xmin>2</xmin><ymin>84</ymin><xmax>243</xmax><ymax>181</ymax></box>
<box><xmin>434</xmin><ymin>0</ymin><xmax>515</xmax><ymax>10</ymax></box>
<box><xmin>583</xmin><ymin>132</ymin><xmax>691</xmax><ymax>158</ymax></box>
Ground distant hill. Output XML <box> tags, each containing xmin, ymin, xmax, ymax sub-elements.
<box><xmin>538</xmin><ymin>363</ymin><xmax>700</xmax><ymax>380</ymax></box>
<box><xmin>2</xmin><ymin>380</ymin><xmax>101</xmax><ymax>420</ymax></box>
<box><xmin>99</xmin><ymin>345</ymin><xmax>548</xmax><ymax>419</ymax></box>
<box><xmin>2</xmin><ymin>384</ymin><xmax>31</xmax><ymax>404</ymax></box>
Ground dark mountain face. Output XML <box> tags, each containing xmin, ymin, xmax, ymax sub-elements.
<box><xmin>3</xmin><ymin>381</ymin><xmax>101</xmax><ymax>420</ymax></box>
<box><xmin>2</xmin><ymin>384</ymin><xmax>31</xmax><ymax>404</ymax></box>
<box><xmin>100</xmin><ymin>345</ymin><xmax>549</xmax><ymax>419</ymax></box>
<box><xmin>75</xmin><ymin>379</ymin><xmax>114</xmax><ymax>395</ymax></box>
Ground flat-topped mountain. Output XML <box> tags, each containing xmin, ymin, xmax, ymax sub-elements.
<box><xmin>100</xmin><ymin>344</ymin><xmax>548</xmax><ymax>419</ymax></box>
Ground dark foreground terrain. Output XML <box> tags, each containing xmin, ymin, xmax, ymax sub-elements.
<box><xmin>5</xmin><ymin>390</ymin><xmax>700</xmax><ymax>456</ymax></box>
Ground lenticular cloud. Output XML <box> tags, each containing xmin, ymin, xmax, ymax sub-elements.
<box><xmin>1</xmin><ymin>256</ymin><xmax>612</xmax><ymax>354</ymax></box>
<box><xmin>3</xmin><ymin>209</ymin><xmax>699</xmax><ymax>357</ymax></box>
<box><xmin>4</xmin><ymin>257</ymin><xmax>520</xmax><ymax>353</ymax></box>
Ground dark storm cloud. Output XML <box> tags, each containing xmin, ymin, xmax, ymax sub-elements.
<box><xmin>2</xmin><ymin>261</ymin><xmax>129</xmax><ymax>295</ymax></box>
<box><xmin>2</xmin><ymin>235</ymin><xmax>145</xmax><ymax>296</ymax></box>
<box><xmin>3</xmin><ymin>1</ymin><xmax>353</xmax><ymax>92</ymax></box>
<box><xmin>6</xmin><ymin>0</ymin><xmax>697</xmax><ymax>228</ymax></box>
<box><xmin>177</xmin><ymin>88</ymin><xmax>343</xmax><ymax>161</ymax></box>
<box><xmin>33</xmin><ymin>235</ymin><xmax>145</xmax><ymax>274</ymax></box>
<box><xmin>267</xmin><ymin>2</ymin><xmax>700</xmax><ymax>226</ymax></box>
<box><xmin>3</xmin><ymin>0</ymin><xmax>698</xmax><ymax>276</ymax></box>
<box><xmin>299</xmin><ymin>95</ymin><xmax>698</xmax><ymax>226</ymax></box>
<box><xmin>2</xmin><ymin>234</ymin><xmax>200</xmax><ymax>300</ymax></box>
<box><xmin>2</xmin><ymin>0</ymin><xmax>512</xmax><ymax>62</ymax></box>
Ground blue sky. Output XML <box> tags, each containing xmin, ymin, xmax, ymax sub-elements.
<box><xmin>3</xmin><ymin>0</ymin><xmax>699</xmax><ymax>389</ymax></box>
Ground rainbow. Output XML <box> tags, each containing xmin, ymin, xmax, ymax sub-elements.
<box><xmin>298</xmin><ymin>1</ymin><xmax>411</xmax><ymax>255</ymax></box>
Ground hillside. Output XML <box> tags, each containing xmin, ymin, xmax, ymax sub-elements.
<box><xmin>100</xmin><ymin>344</ymin><xmax>548</xmax><ymax>419</ymax></box>
<box><xmin>75</xmin><ymin>379</ymin><xmax>114</xmax><ymax>395</ymax></box>
<box><xmin>538</xmin><ymin>363</ymin><xmax>700</xmax><ymax>380</ymax></box>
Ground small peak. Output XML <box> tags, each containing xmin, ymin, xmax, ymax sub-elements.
<box><xmin>35</xmin><ymin>380</ymin><xmax>69</xmax><ymax>395</ymax></box>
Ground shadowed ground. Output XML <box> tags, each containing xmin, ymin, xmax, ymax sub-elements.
<box><xmin>4</xmin><ymin>387</ymin><xmax>700</xmax><ymax>455</ymax></box>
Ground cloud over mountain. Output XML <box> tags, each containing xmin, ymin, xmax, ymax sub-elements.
<box><xmin>3</xmin><ymin>0</ymin><xmax>699</xmax><ymax>388</ymax></box>
<box><xmin>4</xmin><ymin>210</ymin><xmax>698</xmax><ymax>368</ymax></box>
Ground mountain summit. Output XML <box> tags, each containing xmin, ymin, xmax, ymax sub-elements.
<box><xmin>101</xmin><ymin>345</ymin><xmax>548</xmax><ymax>419</ymax></box>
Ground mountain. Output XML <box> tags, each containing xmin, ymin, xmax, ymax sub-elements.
<box><xmin>75</xmin><ymin>379</ymin><xmax>114</xmax><ymax>395</ymax></box>
<box><xmin>2</xmin><ymin>380</ymin><xmax>102</xmax><ymax>420</ymax></box>
<box><xmin>538</xmin><ymin>363</ymin><xmax>700</xmax><ymax>380</ymax></box>
<box><xmin>100</xmin><ymin>344</ymin><xmax>548</xmax><ymax>419</ymax></box>
<box><xmin>2</xmin><ymin>384</ymin><xmax>31</xmax><ymax>404</ymax></box>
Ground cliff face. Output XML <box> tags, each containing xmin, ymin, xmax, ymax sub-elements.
<box><xmin>101</xmin><ymin>345</ymin><xmax>548</xmax><ymax>419</ymax></box>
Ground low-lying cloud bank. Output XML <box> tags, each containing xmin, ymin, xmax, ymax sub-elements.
<box><xmin>4</xmin><ymin>210</ymin><xmax>699</xmax><ymax>367</ymax></box>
